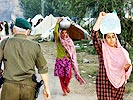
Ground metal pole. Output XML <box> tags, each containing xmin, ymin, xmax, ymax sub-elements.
<box><xmin>41</xmin><ymin>0</ymin><xmax>45</xmax><ymax>16</ymax></box>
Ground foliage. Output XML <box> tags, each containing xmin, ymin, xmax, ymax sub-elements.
<box><xmin>74</xmin><ymin>40</ymin><xmax>96</xmax><ymax>54</ymax></box>
<box><xmin>96</xmin><ymin>0</ymin><xmax>133</xmax><ymax>48</ymax></box>
<box><xmin>20</xmin><ymin>0</ymin><xmax>41</xmax><ymax>19</ymax></box>
<box><xmin>121</xmin><ymin>18</ymin><xmax>133</xmax><ymax>47</ymax></box>
<box><xmin>20</xmin><ymin>0</ymin><xmax>133</xmax><ymax>47</ymax></box>
<box><xmin>85</xmin><ymin>0</ymin><xmax>133</xmax><ymax>48</ymax></box>
<box><xmin>20</xmin><ymin>0</ymin><xmax>96</xmax><ymax>19</ymax></box>
<box><xmin>42</xmin><ymin>0</ymin><xmax>71</xmax><ymax>17</ymax></box>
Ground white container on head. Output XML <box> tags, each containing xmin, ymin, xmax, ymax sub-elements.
<box><xmin>100</xmin><ymin>13</ymin><xmax>121</xmax><ymax>34</ymax></box>
<box><xmin>59</xmin><ymin>17</ymin><xmax>71</xmax><ymax>29</ymax></box>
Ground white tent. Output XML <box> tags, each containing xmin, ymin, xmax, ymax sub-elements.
<box><xmin>30</xmin><ymin>14</ymin><xmax>57</xmax><ymax>39</ymax></box>
<box><xmin>31</xmin><ymin>14</ymin><xmax>44</xmax><ymax>27</ymax></box>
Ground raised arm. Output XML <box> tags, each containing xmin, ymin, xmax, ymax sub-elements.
<box><xmin>91</xmin><ymin>30</ymin><xmax>102</xmax><ymax>55</ymax></box>
<box><xmin>91</xmin><ymin>12</ymin><xmax>106</xmax><ymax>55</ymax></box>
<box><xmin>54</xmin><ymin>18</ymin><xmax>63</xmax><ymax>42</ymax></box>
<box><xmin>93</xmin><ymin>12</ymin><xmax>106</xmax><ymax>31</ymax></box>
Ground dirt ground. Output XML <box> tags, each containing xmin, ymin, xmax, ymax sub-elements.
<box><xmin>0</xmin><ymin>35</ymin><xmax>132</xmax><ymax>100</ymax></box>
<box><xmin>37</xmin><ymin>41</ymin><xmax>133</xmax><ymax>100</ymax></box>
<box><xmin>37</xmin><ymin>42</ymin><xmax>96</xmax><ymax>100</ymax></box>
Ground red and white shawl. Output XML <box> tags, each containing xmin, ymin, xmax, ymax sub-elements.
<box><xmin>59</xmin><ymin>33</ymin><xmax>85</xmax><ymax>85</ymax></box>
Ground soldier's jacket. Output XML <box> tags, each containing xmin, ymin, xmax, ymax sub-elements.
<box><xmin>0</xmin><ymin>34</ymin><xmax>47</xmax><ymax>81</ymax></box>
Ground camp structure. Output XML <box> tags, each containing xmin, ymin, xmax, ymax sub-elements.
<box><xmin>31</xmin><ymin>14</ymin><xmax>44</xmax><ymax>27</ymax></box>
<box><xmin>57</xmin><ymin>17</ymin><xmax>89</xmax><ymax>41</ymax></box>
<box><xmin>30</xmin><ymin>14</ymin><xmax>56</xmax><ymax>41</ymax></box>
<box><xmin>30</xmin><ymin>14</ymin><xmax>89</xmax><ymax>42</ymax></box>
<box><xmin>67</xmin><ymin>22</ymin><xmax>89</xmax><ymax>41</ymax></box>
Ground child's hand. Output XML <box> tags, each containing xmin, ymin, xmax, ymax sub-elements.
<box><xmin>57</xmin><ymin>18</ymin><xmax>63</xmax><ymax>23</ymax></box>
<box><xmin>44</xmin><ymin>89</ymin><xmax>50</xmax><ymax>100</ymax></box>
<box><xmin>93</xmin><ymin>12</ymin><xmax>106</xmax><ymax>31</ymax></box>
<box><xmin>124</xmin><ymin>64</ymin><xmax>131</xmax><ymax>72</ymax></box>
<box><xmin>99</xmin><ymin>12</ymin><xmax>106</xmax><ymax>19</ymax></box>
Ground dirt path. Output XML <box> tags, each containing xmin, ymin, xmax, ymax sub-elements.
<box><xmin>37</xmin><ymin>42</ymin><xmax>133</xmax><ymax>100</ymax></box>
<box><xmin>36</xmin><ymin>42</ymin><xmax>97</xmax><ymax>100</ymax></box>
<box><xmin>0</xmin><ymin>35</ymin><xmax>97</xmax><ymax>100</ymax></box>
<box><xmin>0</xmin><ymin>35</ymin><xmax>132</xmax><ymax>100</ymax></box>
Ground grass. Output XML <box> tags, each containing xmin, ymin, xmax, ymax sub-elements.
<box><xmin>41</xmin><ymin>41</ymin><xmax>133</xmax><ymax>93</ymax></box>
<box><xmin>125</xmin><ymin>83</ymin><xmax>133</xmax><ymax>93</ymax></box>
<box><xmin>74</xmin><ymin>40</ymin><xmax>96</xmax><ymax>54</ymax></box>
<box><xmin>79</xmin><ymin>64</ymin><xmax>98</xmax><ymax>82</ymax></box>
<box><xmin>77</xmin><ymin>52</ymin><xmax>98</xmax><ymax>83</ymax></box>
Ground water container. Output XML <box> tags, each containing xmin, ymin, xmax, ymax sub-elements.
<box><xmin>59</xmin><ymin>17</ymin><xmax>71</xmax><ymax>29</ymax></box>
<box><xmin>100</xmin><ymin>13</ymin><xmax>121</xmax><ymax>34</ymax></box>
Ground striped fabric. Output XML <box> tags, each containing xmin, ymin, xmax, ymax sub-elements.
<box><xmin>91</xmin><ymin>30</ymin><xmax>125</xmax><ymax>100</ymax></box>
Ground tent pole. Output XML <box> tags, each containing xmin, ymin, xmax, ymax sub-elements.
<box><xmin>41</xmin><ymin>0</ymin><xmax>45</xmax><ymax>16</ymax></box>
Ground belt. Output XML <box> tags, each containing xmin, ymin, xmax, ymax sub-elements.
<box><xmin>4</xmin><ymin>78</ymin><xmax>36</xmax><ymax>87</ymax></box>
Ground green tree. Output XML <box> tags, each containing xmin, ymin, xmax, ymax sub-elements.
<box><xmin>20</xmin><ymin>0</ymin><xmax>133</xmax><ymax>47</ymax></box>
<box><xmin>20</xmin><ymin>0</ymin><xmax>41</xmax><ymax>19</ymax></box>
<box><xmin>42</xmin><ymin>0</ymin><xmax>71</xmax><ymax>17</ymax></box>
<box><xmin>96</xmin><ymin>0</ymin><xmax>133</xmax><ymax>48</ymax></box>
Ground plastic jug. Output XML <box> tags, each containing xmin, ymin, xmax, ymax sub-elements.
<box><xmin>100</xmin><ymin>13</ymin><xmax>121</xmax><ymax>34</ymax></box>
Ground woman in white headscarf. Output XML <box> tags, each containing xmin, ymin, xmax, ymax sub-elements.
<box><xmin>91</xmin><ymin>12</ymin><xmax>132</xmax><ymax>100</ymax></box>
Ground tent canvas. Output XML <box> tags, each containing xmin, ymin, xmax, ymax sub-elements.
<box><xmin>67</xmin><ymin>23</ymin><xmax>88</xmax><ymax>40</ymax></box>
<box><xmin>40</xmin><ymin>18</ymin><xmax>89</xmax><ymax>41</ymax></box>
<box><xmin>31</xmin><ymin>14</ymin><xmax>57</xmax><ymax>36</ymax></box>
<box><xmin>31</xmin><ymin>14</ymin><xmax>44</xmax><ymax>27</ymax></box>
<box><xmin>30</xmin><ymin>14</ymin><xmax>89</xmax><ymax>41</ymax></box>
<box><xmin>39</xmin><ymin>14</ymin><xmax>56</xmax><ymax>30</ymax></box>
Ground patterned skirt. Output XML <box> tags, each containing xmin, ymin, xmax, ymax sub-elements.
<box><xmin>96</xmin><ymin>65</ymin><xmax>125</xmax><ymax>100</ymax></box>
<box><xmin>54</xmin><ymin>57</ymin><xmax>71</xmax><ymax>77</ymax></box>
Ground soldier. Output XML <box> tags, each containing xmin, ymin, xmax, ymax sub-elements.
<box><xmin>0</xmin><ymin>18</ymin><xmax>50</xmax><ymax>100</ymax></box>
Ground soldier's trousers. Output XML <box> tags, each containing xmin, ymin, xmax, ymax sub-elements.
<box><xmin>1</xmin><ymin>78</ymin><xmax>36</xmax><ymax>100</ymax></box>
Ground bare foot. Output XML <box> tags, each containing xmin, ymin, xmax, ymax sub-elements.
<box><xmin>66</xmin><ymin>87</ymin><xmax>70</xmax><ymax>93</ymax></box>
<box><xmin>62</xmin><ymin>92</ymin><xmax>67</xmax><ymax>96</ymax></box>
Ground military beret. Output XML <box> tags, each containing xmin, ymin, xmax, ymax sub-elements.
<box><xmin>15</xmin><ymin>18</ymin><xmax>31</xmax><ymax>30</ymax></box>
